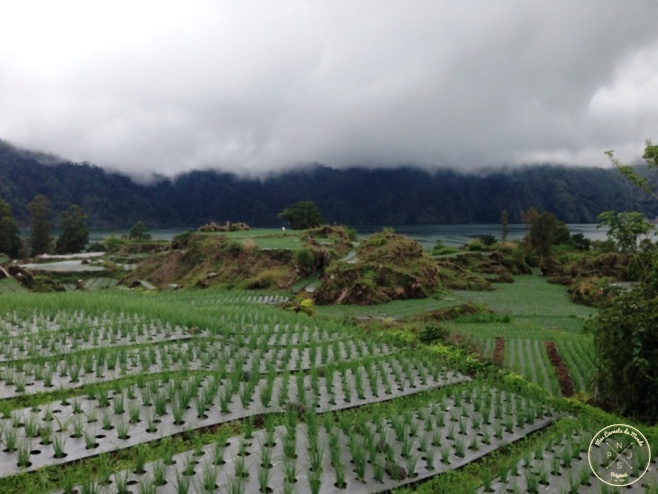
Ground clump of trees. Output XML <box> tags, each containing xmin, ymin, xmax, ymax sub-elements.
<box><xmin>522</xmin><ymin>208</ymin><xmax>570</xmax><ymax>258</ymax></box>
<box><xmin>278</xmin><ymin>201</ymin><xmax>324</xmax><ymax>230</ymax></box>
<box><xmin>587</xmin><ymin>278</ymin><xmax>658</xmax><ymax>422</ymax></box>
<box><xmin>1</xmin><ymin>195</ymin><xmax>93</xmax><ymax>258</ymax></box>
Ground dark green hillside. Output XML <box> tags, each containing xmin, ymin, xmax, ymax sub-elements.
<box><xmin>0</xmin><ymin>138</ymin><xmax>649</xmax><ymax>228</ymax></box>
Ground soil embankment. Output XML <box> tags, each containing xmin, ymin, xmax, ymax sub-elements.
<box><xmin>492</xmin><ymin>337</ymin><xmax>505</xmax><ymax>366</ymax></box>
<box><xmin>545</xmin><ymin>341</ymin><xmax>575</xmax><ymax>397</ymax></box>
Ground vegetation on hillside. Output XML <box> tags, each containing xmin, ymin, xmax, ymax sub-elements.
<box><xmin>278</xmin><ymin>200</ymin><xmax>324</xmax><ymax>229</ymax></box>
<box><xmin>314</xmin><ymin>229</ymin><xmax>441</xmax><ymax>305</ymax></box>
<box><xmin>1</xmin><ymin>196</ymin><xmax>658</xmax><ymax>492</ymax></box>
<box><xmin>2</xmin><ymin>138</ymin><xmax>658</xmax><ymax>432</ymax></box>
<box><xmin>2</xmin><ymin>138</ymin><xmax>655</xmax><ymax>228</ymax></box>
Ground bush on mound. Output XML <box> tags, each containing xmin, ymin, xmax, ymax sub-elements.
<box><xmin>313</xmin><ymin>229</ymin><xmax>441</xmax><ymax>305</ymax></box>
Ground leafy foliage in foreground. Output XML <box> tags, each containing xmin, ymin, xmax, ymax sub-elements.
<box><xmin>587</xmin><ymin>279</ymin><xmax>658</xmax><ymax>423</ymax></box>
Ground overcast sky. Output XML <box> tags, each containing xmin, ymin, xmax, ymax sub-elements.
<box><xmin>1</xmin><ymin>1</ymin><xmax>657</xmax><ymax>178</ymax></box>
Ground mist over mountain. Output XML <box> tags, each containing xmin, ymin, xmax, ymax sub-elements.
<box><xmin>0</xmin><ymin>139</ymin><xmax>650</xmax><ymax>230</ymax></box>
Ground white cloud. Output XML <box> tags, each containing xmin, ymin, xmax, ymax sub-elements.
<box><xmin>1</xmin><ymin>0</ymin><xmax>657</xmax><ymax>176</ymax></box>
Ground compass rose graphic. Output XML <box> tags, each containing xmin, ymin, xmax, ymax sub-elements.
<box><xmin>588</xmin><ymin>424</ymin><xmax>651</xmax><ymax>487</ymax></box>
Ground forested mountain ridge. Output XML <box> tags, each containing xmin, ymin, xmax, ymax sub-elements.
<box><xmin>0</xmin><ymin>139</ymin><xmax>651</xmax><ymax>228</ymax></box>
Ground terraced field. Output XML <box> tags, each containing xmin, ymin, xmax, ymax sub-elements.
<box><xmin>0</xmin><ymin>278</ymin><xmax>655</xmax><ymax>493</ymax></box>
<box><xmin>448</xmin><ymin>276</ymin><xmax>599</xmax><ymax>395</ymax></box>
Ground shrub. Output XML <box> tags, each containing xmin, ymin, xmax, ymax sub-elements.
<box><xmin>286</xmin><ymin>297</ymin><xmax>315</xmax><ymax>316</ymax></box>
<box><xmin>419</xmin><ymin>323</ymin><xmax>449</xmax><ymax>344</ymax></box>
<box><xmin>586</xmin><ymin>280</ymin><xmax>658</xmax><ymax>423</ymax></box>
<box><xmin>103</xmin><ymin>236</ymin><xmax>127</xmax><ymax>252</ymax></box>
<box><xmin>465</xmin><ymin>239</ymin><xmax>484</xmax><ymax>252</ymax></box>
<box><xmin>569</xmin><ymin>233</ymin><xmax>591</xmax><ymax>251</ymax></box>
<box><xmin>344</xmin><ymin>226</ymin><xmax>358</xmax><ymax>242</ymax></box>
<box><xmin>476</xmin><ymin>234</ymin><xmax>497</xmax><ymax>247</ymax></box>
<box><xmin>294</xmin><ymin>248</ymin><xmax>315</xmax><ymax>269</ymax></box>
<box><xmin>226</xmin><ymin>241</ymin><xmax>243</xmax><ymax>257</ymax></box>
<box><xmin>129</xmin><ymin>221</ymin><xmax>151</xmax><ymax>241</ymax></box>
<box><xmin>431</xmin><ymin>240</ymin><xmax>458</xmax><ymax>256</ymax></box>
<box><xmin>246</xmin><ymin>267</ymin><xmax>288</xmax><ymax>289</ymax></box>
<box><xmin>172</xmin><ymin>230</ymin><xmax>194</xmax><ymax>249</ymax></box>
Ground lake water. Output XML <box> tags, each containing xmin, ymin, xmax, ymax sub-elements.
<box><xmin>354</xmin><ymin>224</ymin><xmax>609</xmax><ymax>248</ymax></box>
<box><xmin>88</xmin><ymin>224</ymin><xmax>609</xmax><ymax>249</ymax></box>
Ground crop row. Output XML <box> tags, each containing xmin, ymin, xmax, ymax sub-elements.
<box><xmin>0</xmin><ymin>311</ymin><xmax>166</xmax><ymax>338</ymax></box>
<box><xmin>477</xmin><ymin>419</ymin><xmax>658</xmax><ymax>493</ymax></box>
<box><xmin>52</xmin><ymin>384</ymin><xmax>556</xmax><ymax>494</ymax></box>
<box><xmin>156</xmin><ymin>292</ymin><xmax>290</xmax><ymax>308</ymax></box>
<box><xmin>505</xmin><ymin>339</ymin><xmax>560</xmax><ymax>395</ymax></box>
<box><xmin>0</xmin><ymin>353</ymin><xmax>467</xmax><ymax>477</ymax></box>
<box><xmin>554</xmin><ymin>338</ymin><xmax>596</xmax><ymax>395</ymax></box>
<box><xmin>0</xmin><ymin>312</ymin><xmax>348</xmax><ymax>358</ymax></box>
<box><xmin>0</xmin><ymin>336</ymin><xmax>393</xmax><ymax>398</ymax></box>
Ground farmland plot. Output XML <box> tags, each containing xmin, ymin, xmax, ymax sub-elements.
<box><xmin>53</xmin><ymin>384</ymin><xmax>559</xmax><ymax>494</ymax></box>
<box><xmin>0</xmin><ymin>278</ymin><xmax>27</xmax><ymax>294</ymax></box>
<box><xmin>476</xmin><ymin>418</ymin><xmax>658</xmax><ymax>493</ymax></box>
<box><xmin>0</xmin><ymin>296</ymin><xmax>473</xmax><ymax>487</ymax></box>
<box><xmin>452</xmin><ymin>275</ymin><xmax>594</xmax><ymax>321</ymax></box>
<box><xmin>0</xmin><ymin>350</ymin><xmax>469</xmax><ymax>478</ymax></box>
<box><xmin>504</xmin><ymin>339</ymin><xmax>560</xmax><ymax>395</ymax></box>
<box><xmin>0</xmin><ymin>283</ymin><xmax>652</xmax><ymax>494</ymax></box>
<box><xmin>0</xmin><ymin>315</ymin><xmax>404</xmax><ymax>398</ymax></box>
<box><xmin>450</xmin><ymin>276</ymin><xmax>597</xmax><ymax>397</ymax></box>
<box><xmin>553</xmin><ymin>337</ymin><xmax>596</xmax><ymax>395</ymax></box>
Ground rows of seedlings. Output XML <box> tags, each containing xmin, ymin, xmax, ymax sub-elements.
<box><xmin>0</xmin><ymin>288</ymin><xmax>586</xmax><ymax>494</ymax></box>
<box><xmin>166</xmin><ymin>294</ymin><xmax>290</xmax><ymax>306</ymax></box>
<box><xmin>0</xmin><ymin>349</ymin><xmax>467</xmax><ymax>477</ymax></box>
<box><xmin>52</xmin><ymin>383</ymin><xmax>558</xmax><ymax>494</ymax></box>
<box><xmin>0</xmin><ymin>311</ymin><xmax>185</xmax><ymax>341</ymax></box>
<box><xmin>0</xmin><ymin>331</ymin><xmax>394</xmax><ymax>398</ymax></box>
<box><xmin>0</xmin><ymin>311</ymin><xmax>348</xmax><ymax>360</ymax></box>
<box><xmin>554</xmin><ymin>338</ymin><xmax>596</xmax><ymax>394</ymax></box>
<box><xmin>505</xmin><ymin>339</ymin><xmax>559</xmax><ymax>395</ymax></box>
<box><xmin>476</xmin><ymin>338</ymin><xmax>495</xmax><ymax>361</ymax></box>
<box><xmin>476</xmin><ymin>419</ymin><xmax>658</xmax><ymax>493</ymax></box>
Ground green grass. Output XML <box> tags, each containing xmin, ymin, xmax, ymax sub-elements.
<box><xmin>83</xmin><ymin>277</ymin><xmax>119</xmax><ymax>290</ymax></box>
<box><xmin>214</xmin><ymin>229</ymin><xmax>305</xmax><ymax>249</ymax></box>
<box><xmin>505</xmin><ymin>338</ymin><xmax>560</xmax><ymax>394</ymax></box>
<box><xmin>451</xmin><ymin>275</ymin><xmax>595</xmax><ymax>320</ymax></box>
<box><xmin>315</xmin><ymin>295</ymin><xmax>458</xmax><ymax>319</ymax></box>
<box><xmin>0</xmin><ymin>278</ymin><xmax>27</xmax><ymax>294</ymax></box>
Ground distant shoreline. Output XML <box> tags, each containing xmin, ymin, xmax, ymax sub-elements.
<box><xmin>78</xmin><ymin>223</ymin><xmax>609</xmax><ymax>248</ymax></box>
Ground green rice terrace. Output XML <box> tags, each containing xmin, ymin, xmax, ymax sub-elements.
<box><xmin>0</xmin><ymin>227</ymin><xmax>657</xmax><ymax>493</ymax></box>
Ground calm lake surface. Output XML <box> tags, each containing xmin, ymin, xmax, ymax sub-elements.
<box><xmin>89</xmin><ymin>224</ymin><xmax>609</xmax><ymax>249</ymax></box>
<box><xmin>354</xmin><ymin>224</ymin><xmax>609</xmax><ymax>248</ymax></box>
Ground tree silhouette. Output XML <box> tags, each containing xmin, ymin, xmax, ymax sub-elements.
<box><xmin>28</xmin><ymin>194</ymin><xmax>53</xmax><ymax>256</ymax></box>
<box><xmin>56</xmin><ymin>205</ymin><xmax>89</xmax><ymax>254</ymax></box>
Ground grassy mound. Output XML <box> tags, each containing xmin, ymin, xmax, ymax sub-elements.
<box><xmin>314</xmin><ymin>229</ymin><xmax>441</xmax><ymax>305</ymax></box>
<box><xmin>131</xmin><ymin>233</ymin><xmax>294</xmax><ymax>289</ymax></box>
<box><xmin>130</xmin><ymin>226</ymin><xmax>355</xmax><ymax>290</ymax></box>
